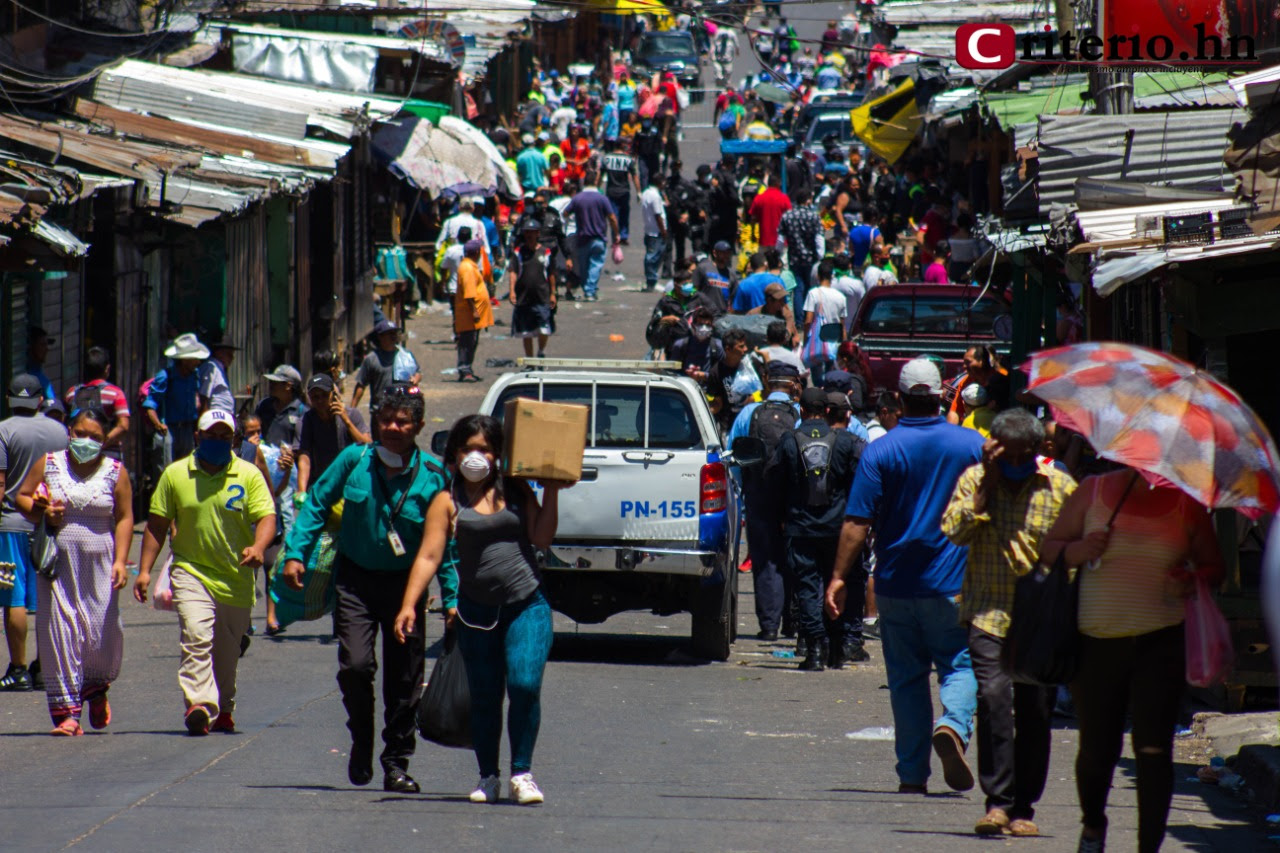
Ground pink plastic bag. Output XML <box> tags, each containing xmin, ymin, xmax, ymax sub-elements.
<box><xmin>611</xmin><ymin>242</ymin><xmax>624</xmax><ymax>265</ymax></box>
<box><xmin>1185</xmin><ymin>574</ymin><xmax>1233</xmax><ymax>687</ymax></box>
<box><xmin>152</xmin><ymin>553</ymin><xmax>176</xmax><ymax>612</ymax></box>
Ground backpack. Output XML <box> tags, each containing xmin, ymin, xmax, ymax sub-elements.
<box><xmin>71</xmin><ymin>381</ymin><xmax>104</xmax><ymax>414</ymax></box>
<box><xmin>748</xmin><ymin>399</ymin><xmax>796</xmax><ymax>471</ymax></box>
<box><xmin>718</xmin><ymin>110</ymin><xmax>738</xmax><ymax>133</ymax></box>
<box><xmin>796</xmin><ymin>427</ymin><xmax>839</xmax><ymax>507</ymax></box>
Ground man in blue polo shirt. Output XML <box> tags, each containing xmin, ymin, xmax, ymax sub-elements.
<box><xmin>826</xmin><ymin>357</ymin><xmax>983</xmax><ymax>796</ymax></box>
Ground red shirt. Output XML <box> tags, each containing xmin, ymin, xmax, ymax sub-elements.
<box><xmin>64</xmin><ymin>378</ymin><xmax>130</xmax><ymax>418</ymax></box>
<box><xmin>748</xmin><ymin>187</ymin><xmax>793</xmax><ymax>248</ymax></box>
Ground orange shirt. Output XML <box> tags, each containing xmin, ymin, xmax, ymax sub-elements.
<box><xmin>455</xmin><ymin>257</ymin><xmax>493</xmax><ymax>333</ymax></box>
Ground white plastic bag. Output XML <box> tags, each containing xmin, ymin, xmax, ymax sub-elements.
<box><xmin>152</xmin><ymin>553</ymin><xmax>176</xmax><ymax>612</ymax></box>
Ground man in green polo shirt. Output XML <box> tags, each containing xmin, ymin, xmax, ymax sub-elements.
<box><xmin>283</xmin><ymin>384</ymin><xmax>454</xmax><ymax>795</ymax></box>
<box><xmin>135</xmin><ymin>409</ymin><xmax>276</xmax><ymax>736</ymax></box>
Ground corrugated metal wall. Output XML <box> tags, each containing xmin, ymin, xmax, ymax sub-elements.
<box><xmin>294</xmin><ymin>198</ymin><xmax>313</xmax><ymax>372</ymax></box>
<box><xmin>41</xmin><ymin>272</ymin><xmax>83</xmax><ymax>400</ymax></box>
<box><xmin>225</xmin><ymin>208</ymin><xmax>271</xmax><ymax>415</ymax></box>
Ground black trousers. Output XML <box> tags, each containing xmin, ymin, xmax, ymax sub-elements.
<box><xmin>969</xmin><ymin>625</ymin><xmax>1055</xmax><ymax>819</ymax></box>
<box><xmin>456</xmin><ymin>329</ymin><xmax>480</xmax><ymax>373</ymax></box>
<box><xmin>1070</xmin><ymin>624</ymin><xmax>1184</xmax><ymax>853</ymax></box>
<box><xmin>335</xmin><ymin>558</ymin><xmax>425</xmax><ymax>774</ymax></box>
<box><xmin>789</xmin><ymin>536</ymin><xmax>863</xmax><ymax>644</ymax></box>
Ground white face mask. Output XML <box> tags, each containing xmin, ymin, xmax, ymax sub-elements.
<box><xmin>693</xmin><ymin>324</ymin><xmax>713</xmax><ymax>341</ymax></box>
<box><xmin>376</xmin><ymin>445</ymin><xmax>407</xmax><ymax>467</ymax></box>
<box><xmin>459</xmin><ymin>450</ymin><xmax>492</xmax><ymax>483</ymax></box>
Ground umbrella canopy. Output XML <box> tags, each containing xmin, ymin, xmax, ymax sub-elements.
<box><xmin>850</xmin><ymin>78</ymin><xmax>921</xmax><ymax>165</ymax></box>
<box><xmin>440</xmin><ymin>182</ymin><xmax>493</xmax><ymax>199</ymax></box>
<box><xmin>372</xmin><ymin>115</ymin><xmax>520</xmax><ymax>199</ymax></box>
<box><xmin>1023</xmin><ymin>341</ymin><xmax>1280</xmax><ymax>518</ymax></box>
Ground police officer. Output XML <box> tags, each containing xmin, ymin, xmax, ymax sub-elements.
<box><xmin>771</xmin><ymin>387</ymin><xmax>867</xmax><ymax>670</ymax></box>
<box><xmin>515</xmin><ymin>188</ymin><xmax>573</xmax><ymax>296</ymax></box>
<box><xmin>672</xmin><ymin>165</ymin><xmax>710</xmax><ymax>267</ymax></box>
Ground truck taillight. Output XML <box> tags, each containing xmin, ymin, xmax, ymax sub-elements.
<box><xmin>700</xmin><ymin>462</ymin><xmax>728</xmax><ymax>513</ymax></box>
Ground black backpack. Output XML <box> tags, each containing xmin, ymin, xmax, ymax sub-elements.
<box><xmin>71</xmin><ymin>382</ymin><xmax>104</xmax><ymax>414</ymax></box>
<box><xmin>795</xmin><ymin>427</ymin><xmax>839</xmax><ymax>507</ymax></box>
<box><xmin>748</xmin><ymin>400</ymin><xmax>796</xmax><ymax>468</ymax></box>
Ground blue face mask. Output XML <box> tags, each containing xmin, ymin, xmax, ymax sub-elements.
<box><xmin>680</xmin><ymin>283</ymin><xmax>696</xmax><ymax>297</ymax></box>
<box><xmin>998</xmin><ymin>459</ymin><xmax>1037</xmax><ymax>482</ymax></box>
<box><xmin>195</xmin><ymin>438</ymin><xmax>233</xmax><ymax>467</ymax></box>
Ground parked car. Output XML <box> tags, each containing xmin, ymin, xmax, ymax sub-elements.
<box><xmin>634</xmin><ymin>31</ymin><xmax>704</xmax><ymax>102</ymax></box>
<box><xmin>445</xmin><ymin>362</ymin><xmax>742</xmax><ymax>660</ymax></box>
<box><xmin>850</xmin><ymin>283</ymin><xmax>1010</xmax><ymax>393</ymax></box>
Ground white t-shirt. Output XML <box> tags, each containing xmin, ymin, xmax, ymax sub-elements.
<box><xmin>550</xmin><ymin>107</ymin><xmax>578</xmax><ymax>140</ymax></box>
<box><xmin>438</xmin><ymin>213</ymin><xmax>484</xmax><ymax>249</ymax></box>
<box><xmin>803</xmin><ymin>285</ymin><xmax>847</xmax><ymax>324</ymax></box>
<box><xmin>640</xmin><ymin>185</ymin><xmax>666</xmax><ymax>237</ymax></box>
<box><xmin>863</xmin><ymin>265</ymin><xmax>899</xmax><ymax>289</ymax></box>
<box><xmin>440</xmin><ymin>244</ymin><xmax>465</xmax><ymax>294</ymax></box>
<box><xmin>830</xmin><ymin>274</ymin><xmax>866</xmax><ymax>330</ymax></box>
<box><xmin>549</xmin><ymin>197</ymin><xmax>575</xmax><ymax>237</ymax></box>
<box><xmin>759</xmin><ymin>345</ymin><xmax>808</xmax><ymax>378</ymax></box>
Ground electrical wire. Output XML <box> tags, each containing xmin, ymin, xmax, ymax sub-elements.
<box><xmin>7</xmin><ymin>0</ymin><xmax>183</xmax><ymax>38</ymax></box>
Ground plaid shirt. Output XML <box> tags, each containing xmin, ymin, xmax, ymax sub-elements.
<box><xmin>941</xmin><ymin>460</ymin><xmax>1077</xmax><ymax>637</ymax></box>
<box><xmin>778</xmin><ymin>204</ymin><xmax>822</xmax><ymax>268</ymax></box>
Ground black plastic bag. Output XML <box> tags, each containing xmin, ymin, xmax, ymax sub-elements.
<box><xmin>1002</xmin><ymin>552</ymin><xmax>1079</xmax><ymax>686</ymax></box>
<box><xmin>417</xmin><ymin>631</ymin><xmax>472</xmax><ymax>748</ymax></box>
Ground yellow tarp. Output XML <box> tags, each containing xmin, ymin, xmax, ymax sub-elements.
<box><xmin>589</xmin><ymin>0</ymin><xmax>671</xmax><ymax>18</ymax></box>
<box><xmin>850</xmin><ymin>79</ymin><xmax>922</xmax><ymax>165</ymax></box>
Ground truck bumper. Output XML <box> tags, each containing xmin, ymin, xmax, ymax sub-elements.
<box><xmin>543</xmin><ymin>545</ymin><xmax>719</xmax><ymax>577</ymax></box>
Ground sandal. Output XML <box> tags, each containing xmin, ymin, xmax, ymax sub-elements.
<box><xmin>87</xmin><ymin>690</ymin><xmax>111</xmax><ymax>730</ymax></box>
<box><xmin>265</xmin><ymin>623</ymin><xmax>284</xmax><ymax>637</ymax></box>
<box><xmin>51</xmin><ymin>717</ymin><xmax>83</xmax><ymax>736</ymax></box>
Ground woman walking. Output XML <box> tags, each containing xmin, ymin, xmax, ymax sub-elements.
<box><xmin>1042</xmin><ymin>469</ymin><xmax>1223</xmax><ymax>853</ymax></box>
<box><xmin>394</xmin><ymin>415</ymin><xmax>569</xmax><ymax>805</ymax></box>
<box><xmin>17</xmin><ymin>408</ymin><xmax>133</xmax><ymax>735</ymax></box>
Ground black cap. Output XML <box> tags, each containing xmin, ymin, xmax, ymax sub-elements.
<box><xmin>696</xmin><ymin>164</ymin><xmax>712</xmax><ymax>177</ymax></box>
<box><xmin>821</xmin><ymin>369</ymin><xmax>854</xmax><ymax>394</ymax></box>
<box><xmin>306</xmin><ymin>374</ymin><xmax>335</xmax><ymax>394</ymax></box>
<box><xmin>800</xmin><ymin>386</ymin><xmax>828</xmax><ymax>408</ymax></box>
<box><xmin>766</xmin><ymin>361</ymin><xmax>801</xmax><ymax>379</ymax></box>
<box><xmin>372</xmin><ymin>319</ymin><xmax>398</xmax><ymax>336</ymax></box>
<box><xmin>825</xmin><ymin>391</ymin><xmax>852</xmax><ymax>411</ymax></box>
<box><xmin>7</xmin><ymin>373</ymin><xmax>43</xmax><ymax>408</ymax></box>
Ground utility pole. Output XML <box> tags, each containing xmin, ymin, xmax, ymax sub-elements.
<box><xmin>1069</xmin><ymin>0</ymin><xmax>1133</xmax><ymax>113</ymax></box>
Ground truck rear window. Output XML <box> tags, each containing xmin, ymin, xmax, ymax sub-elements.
<box><xmin>495</xmin><ymin>384</ymin><xmax>701</xmax><ymax>450</ymax></box>
<box><xmin>862</xmin><ymin>293</ymin><xmax>1004</xmax><ymax>336</ymax></box>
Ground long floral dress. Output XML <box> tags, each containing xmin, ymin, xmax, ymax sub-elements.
<box><xmin>36</xmin><ymin>451</ymin><xmax>123</xmax><ymax>723</ymax></box>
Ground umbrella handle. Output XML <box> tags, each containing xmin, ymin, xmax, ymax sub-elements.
<box><xmin>1104</xmin><ymin>470</ymin><xmax>1142</xmax><ymax>529</ymax></box>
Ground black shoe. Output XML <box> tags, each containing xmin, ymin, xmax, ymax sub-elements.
<box><xmin>383</xmin><ymin>769</ymin><xmax>420</xmax><ymax>794</ymax></box>
<box><xmin>799</xmin><ymin>637</ymin><xmax>828</xmax><ymax>671</ymax></box>
<box><xmin>795</xmin><ymin>636</ymin><xmax>809</xmax><ymax>659</ymax></box>
<box><xmin>756</xmin><ymin>628</ymin><xmax>779</xmax><ymax>642</ymax></box>
<box><xmin>0</xmin><ymin>664</ymin><xmax>32</xmax><ymax>691</ymax></box>
<box><xmin>27</xmin><ymin>658</ymin><xmax>43</xmax><ymax>690</ymax></box>
<box><xmin>846</xmin><ymin>643</ymin><xmax>871</xmax><ymax>663</ymax></box>
<box><xmin>239</xmin><ymin>634</ymin><xmax>251</xmax><ymax>658</ymax></box>
<box><xmin>830</xmin><ymin>639</ymin><xmax>870</xmax><ymax>669</ymax></box>
<box><xmin>348</xmin><ymin>743</ymin><xmax>374</xmax><ymax>787</ymax></box>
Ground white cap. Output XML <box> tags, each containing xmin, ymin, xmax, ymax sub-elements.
<box><xmin>899</xmin><ymin>358</ymin><xmax>942</xmax><ymax>396</ymax></box>
<box><xmin>197</xmin><ymin>409</ymin><xmax>236</xmax><ymax>433</ymax></box>
<box><xmin>961</xmin><ymin>382</ymin><xmax>989</xmax><ymax>408</ymax></box>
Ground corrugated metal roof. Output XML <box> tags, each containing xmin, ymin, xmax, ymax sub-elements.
<box><xmin>1075</xmin><ymin>199</ymin><xmax>1241</xmax><ymax>244</ymax></box>
<box><xmin>1017</xmin><ymin>110</ymin><xmax>1242</xmax><ymax>215</ymax></box>
<box><xmin>32</xmin><ymin>219</ymin><xmax>89</xmax><ymax>257</ymax></box>
<box><xmin>93</xmin><ymin>60</ymin><xmax>404</xmax><ymax>141</ymax></box>
<box><xmin>207</xmin><ymin>22</ymin><xmax>456</xmax><ymax>66</ymax></box>
<box><xmin>1228</xmin><ymin>63</ymin><xmax>1280</xmax><ymax>108</ymax></box>
<box><xmin>880</xmin><ymin>0</ymin><xmax>1047</xmax><ymax>25</ymax></box>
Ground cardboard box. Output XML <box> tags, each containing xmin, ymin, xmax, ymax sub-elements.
<box><xmin>503</xmin><ymin>397</ymin><xmax>589</xmax><ymax>481</ymax></box>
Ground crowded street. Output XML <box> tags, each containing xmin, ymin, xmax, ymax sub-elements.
<box><xmin>3</xmin><ymin>0</ymin><xmax>1280</xmax><ymax>851</ymax></box>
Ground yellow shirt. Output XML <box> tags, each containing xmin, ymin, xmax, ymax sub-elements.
<box><xmin>942</xmin><ymin>460</ymin><xmax>1077</xmax><ymax>637</ymax></box>
<box><xmin>961</xmin><ymin>407</ymin><xmax>996</xmax><ymax>439</ymax></box>
<box><xmin>151</xmin><ymin>455</ymin><xmax>276</xmax><ymax>607</ymax></box>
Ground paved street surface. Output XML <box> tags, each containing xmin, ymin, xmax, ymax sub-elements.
<box><xmin>0</xmin><ymin>5</ymin><xmax>1269</xmax><ymax>852</ymax></box>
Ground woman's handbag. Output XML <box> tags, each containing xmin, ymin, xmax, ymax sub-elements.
<box><xmin>416</xmin><ymin>630</ymin><xmax>472</xmax><ymax>749</ymax></box>
<box><xmin>29</xmin><ymin>519</ymin><xmax>58</xmax><ymax>580</ymax></box>
<box><xmin>1002</xmin><ymin>551</ymin><xmax>1080</xmax><ymax>685</ymax></box>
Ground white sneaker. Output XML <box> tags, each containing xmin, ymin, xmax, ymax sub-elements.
<box><xmin>469</xmin><ymin>775</ymin><xmax>500</xmax><ymax>803</ymax></box>
<box><xmin>509</xmin><ymin>772</ymin><xmax>544</xmax><ymax>805</ymax></box>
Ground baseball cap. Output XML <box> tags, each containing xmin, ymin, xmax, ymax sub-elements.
<box><xmin>713</xmin><ymin>240</ymin><xmax>732</xmax><ymax>253</ymax></box>
<box><xmin>961</xmin><ymin>382</ymin><xmax>989</xmax><ymax>408</ymax></box>
<box><xmin>464</xmin><ymin>238</ymin><xmax>484</xmax><ymax>253</ymax></box>
<box><xmin>8</xmin><ymin>373</ymin><xmax>43</xmax><ymax>409</ymax></box>
<box><xmin>899</xmin><ymin>357</ymin><xmax>942</xmax><ymax>396</ymax></box>
<box><xmin>306</xmin><ymin>374</ymin><xmax>335</xmax><ymax>394</ymax></box>
<box><xmin>764</xmin><ymin>282</ymin><xmax>787</xmax><ymax>300</ymax></box>
<box><xmin>799</xmin><ymin>386</ymin><xmax>828</xmax><ymax>409</ymax></box>
<box><xmin>521</xmin><ymin>218</ymin><xmax>542</xmax><ymax>231</ymax></box>
<box><xmin>197</xmin><ymin>409</ymin><xmax>235</xmax><ymax>433</ymax></box>
<box><xmin>372</xmin><ymin>319</ymin><xmax>398</xmax><ymax>336</ymax></box>
<box><xmin>263</xmin><ymin>364</ymin><xmax>302</xmax><ymax>387</ymax></box>
<box><xmin>766</xmin><ymin>361</ymin><xmax>800</xmax><ymax>379</ymax></box>
<box><xmin>826</xmin><ymin>391</ymin><xmax>852</xmax><ymax>411</ymax></box>
<box><xmin>821</xmin><ymin>369</ymin><xmax>853</xmax><ymax>394</ymax></box>
<box><xmin>521</xmin><ymin>132</ymin><xmax>535</xmax><ymax>145</ymax></box>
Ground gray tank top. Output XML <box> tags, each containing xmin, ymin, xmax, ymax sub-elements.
<box><xmin>453</xmin><ymin>485</ymin><xmax>541</xmax><ymax>606</ymax></box>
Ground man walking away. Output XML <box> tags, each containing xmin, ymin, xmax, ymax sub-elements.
<box><xmin>508</xmin><ymin>220</ymin><xmax>558</xmax><ymax>359</ymax></box>
<box><xmin>777</xmin><ymin>187</ymin><xmax>824</xmax><ymax>315</ymax></box>
<box><xmin>827</xmin><ymin>358</ymin><xmax>983</xmax><ymax>795</ymax></box>
<box><xmin>640</xmin><ymin>173</ymin><xmax>668</xmax><ymax>292</ymax></box>
<box><xmin>65</xmin><ymin>347</ymin><xmax>130</xmax><ymax>460</ymax></box>
<box><xmin>135</xmin><ymin>410</ymin><xmax>276</xmax><ymax>735</ymax></box>
<box><xmin>562</xmin><ymin>172</ymin><xmax>619</xmax><ymax>302</ymax></box>
<box><xmin>748</xmin><ymin>173</ymin><xmax>792</xmax><ymax>250</ymax></box>
<box><xmin>601</xmin><ymin>141</ymin><xmax>641</xmax><ymax>244</ymax></box>
<box><xmin>454</xmin><ymin>239</ymin><xmax>495</xmax><ymax>382</ymax></box>
<box><xmin>942</xmin><ymin>409</ymin><xmax>1076</xmax><ymax>837</ymax></box>
<box><xmin>773</xmin><ymin>387</ymin><xmax>866</xmax><ymax>669</ymax></box>
<box><xmin>144</xmin><ymin>334</ymin><xmax>208</xmax><ymax>466</ymax></box>
<box><xmin>0</xmin><ymin>375</ymin><xmax>68</xmax><ymax>690</ymax></box>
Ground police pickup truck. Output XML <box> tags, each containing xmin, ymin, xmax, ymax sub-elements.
<box><xmin>455</xmin><ymin>359</ymin><xmax>742</xmax><ymax>660</ymax></box>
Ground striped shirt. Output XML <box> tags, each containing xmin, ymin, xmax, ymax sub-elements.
<box><xmin>942</xmin><ymin>460</ymin><xmax>1077</xmax><ymax>637</ymax></box>
<box><xmin>1078</xmin><ymin>473</ymin><xmax>1199</xmax><ymax>639</ymax></box>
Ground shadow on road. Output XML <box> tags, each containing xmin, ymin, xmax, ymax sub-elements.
<box><xmin>550</xmin><ymin>632</ymin><xmax>710</xmax><ymax>667</ymax></box>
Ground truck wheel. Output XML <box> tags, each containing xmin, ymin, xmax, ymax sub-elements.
<box><xmin>691</xmin><ymin>564</ymin><xmax>737</xmax><ymax>661</ymax></box>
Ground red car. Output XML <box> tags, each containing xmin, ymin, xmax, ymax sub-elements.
<box><xmin>850</xmin><ymin>283</ymin><xmax>1011</xmax><ymax>394</ymax></box>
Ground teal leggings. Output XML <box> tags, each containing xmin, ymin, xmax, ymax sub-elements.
<box><xmin>456</xmin><ymin>589</ymin><xmax>554</xmax><ymax>777</ymax></box>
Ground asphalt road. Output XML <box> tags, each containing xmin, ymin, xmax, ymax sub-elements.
<box><xmin>0</xmin><ymin>6</ymin><xmax>1270</xmax><ymax>852</ymax></box>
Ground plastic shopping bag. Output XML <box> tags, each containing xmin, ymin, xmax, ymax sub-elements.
<box><xmin>152</xmin><ymin>553</ymin><xmax>176</xmax><ymax>612</ymax></box>
<box><xmin>1185</xmin><ymin>574</ymin><xmax>1233</xmax><ymax>687</ymax></box>
<box><xmin>611</xmin><ymin>242</ymin><xmax>624</xmax><ymax>265</ymax></box>
<box><xmin>1002</xmin><ymin>552</ymin><xmax>1079</xmax><ymax>685</ymax></box>
<box><xmin>727</xmin><ymin>358</ymin><xmax>763</xmax><ymax>399</ymax></box>
<box><xmin>268</xmin><ymin>531</ymin><xmax>337</xmax><ymax>628</ymax></box>
<box><xmin>416</xmin><ymin>631</ymin><xmax>472</xmax><ymax>748</ymax></box>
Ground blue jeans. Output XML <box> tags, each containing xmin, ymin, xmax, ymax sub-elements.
<box><xmin>876</xmin><ymin>593</ymin><xmax>978</xmax><ymax>786</ymax></box>
<box><xmin>575</xmin><ymin>236</ymin><xmax>607</xmax><ymax>298</ymax></box>
<box><xmin>643</xmin><ymin>234</ymin><xmax>665</xmax><ymax>288</ymax></box>
<box><xmin>456</xmin><ymin>589</ymin><xmax>554</xmax><ymax>777</ymax></box>
<box><xmin>609</xmin><ymin>194</ymin><xmax>631</xmax><ymax>241</ymax></box>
